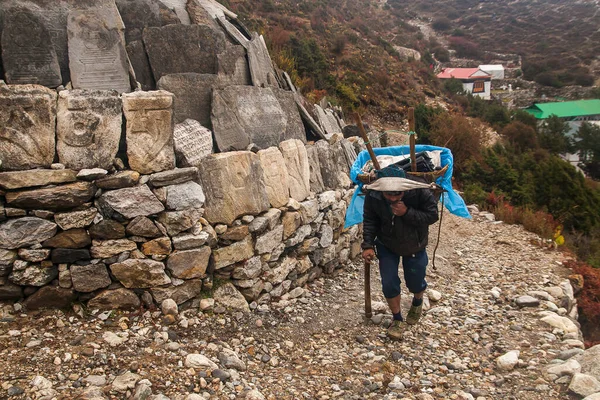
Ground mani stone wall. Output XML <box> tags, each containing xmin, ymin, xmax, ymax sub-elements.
<box><xmin>0</xmin><ymin>0</ymin><xmax>376</xmax><ymax>311</ymax></box>
<box><xmin>0</xmin><ymin>123</ymin><xmax>365</xmax><ymax>311</ymax></box>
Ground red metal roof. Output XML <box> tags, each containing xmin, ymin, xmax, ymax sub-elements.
<box><xmin>436</xmin><ymin>68</ymin><xmax>491</xmax><ymax>80</ymax></box>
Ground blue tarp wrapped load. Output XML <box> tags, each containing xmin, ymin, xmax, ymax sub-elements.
<box><xmin>344</xmin><ymin>145</ymin><xmax>471</xmax><ymax>228</ymax></box>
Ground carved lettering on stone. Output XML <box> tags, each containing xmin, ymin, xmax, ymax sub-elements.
<box><xmin>211</xmin><ymin>86</ymin><xmax>305</xmax><ymax>152</ymax></box>
<box><xmin>67</xmin><ymin>9</ymin><xmax>131</xmax><ymax>93</ymax></box>
<box><xmin>56</xmin><ymin>90</ymin><xmax>122</xmax><ymax>170</ymax></box>
<box><xmin>0</xmin><ymin>84</ymin><xmax>56</xmax><ymax>170</ymax></box>
<box><xmin>279</xmin><ymin>139</ymin><xmax>310</xmax><ymax>202</ymax></box>
<box><xmin>123</xmin><ymin>91</ymin><xmax>176</xmax><ymax>174</ymax></box>
<box><xmin>1</xmin><ymin>7</ymin><xmax>62</xmax><ymax>87</ymax></box>
<box><xmin>199</xmin><ymin>151</ymin><xmax>269</xmax><ymax>225</ymax></box>
<box><xmin>173</xmin><ymin>119</ymin><xmax>214</xmax><ymax>168</ymax></box>
<box><xmin>217</xmin><ymin>45</ymin><xmax>250</xmax><ymax>86</ymax></box>
<box><xmin>157</xmin><ymin>73</ymin><xmax>218</xmax><ymax>126</ymax></box>
<box><xmin>257</xmin><ymin>147</ymin><xmax>289</xmax><ymax>208</ymax></box>
<box><xmin>143</xmin><ymin>24</ymin><xmax>227</xmax><ymax>82</ymax></box>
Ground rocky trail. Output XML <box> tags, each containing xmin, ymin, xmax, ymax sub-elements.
<box><xmin>2</xmin><ymin>209</ymin><xmax>600</xmax><ymax>400</ymax></box>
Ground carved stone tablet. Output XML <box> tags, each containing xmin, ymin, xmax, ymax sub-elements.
<box><xmin>217</xmin><ymin>45</ymin><xmax>250</xmax><ymax>86</ymax></box>
<box><xmin>1</xmin><ymin>7</ymin><xmax>62</xmax><ymax>87</ymax></box>
<box><xmin>1</xmin><ymin>0</ymin><xmax>125</xmax><ymax>86</ymax></box>
<box><xmin>272</xmin><ymin>89</ymin><xmax>306</xmax><ymax>144</ymax></box>
<box><xmin>198</xmin><ymin>151</ymin><xmax>269</xmax><ymax>225</ymax></box>
<box><xmin>143</xmin><ymin>24</ymin><xmax>227</xmax><ymax>82</ymax></box>
<box><xmin>67</xmin><ymin>9</ymin><xmax>131</xmax><ymax>93</ymax></box>
<box><xmin>216</xmin><ymin>15</ymin><xmax>249</xmax><ymax>49</ymax></box>
<box><xmin>247</xmin><ymin>33</ymin><xmax>279</xmax><ymax>88</ymax></box>
<box><xmin>56</xmin><ymin>90</ymin><xmax>122</xmax><ymax>170</ymax></box>
<box><xmin>126</xmin><ymin>40</ymin><xmax>156</xmax><ymax>91</ymax></box>
<box><xmin>257</xmin><ymin>147</ymin><xmax>289</xmax><ymax>208</ymax></box>
<box><xmin>186</xmin><ymin>0</ymin><xmax>221</xmax><ymax>31</ymax></box>
<box><xmin>158</xmin><ymin>0</ymin><xmax>190</xmax><ymax>24</ymax></box>
<box><xmin>211</xmin><ymin>86</ymin><xmax>305</xmax><ymax>152</ymax></box>
<box><xmin>122</xmin><ymin>90</ymin><xmax>176</xmax><ymax>174</ymax></box>
<box><xmin>115</xmin><ymin>0</ymin><xmax>180</xmax><ymax>43</ymax></box>
<box><xmin>157</xmin><ymin>73</ymin><xmax>218</xmax><ymax>126</ymax></box>
<box><xmin>279</xmin><ymin>139</ymin><xmax>310</xmax><ymax>202</ymax></box>
<box><xmin>0</xmin><ymin>83</ymin><xmax>56</xmax><ymax>170</ymax></box>
<box><xmin>173</xmin><ymin>119</ymin><xmax>214</xmax><ymax>168</ymax></box>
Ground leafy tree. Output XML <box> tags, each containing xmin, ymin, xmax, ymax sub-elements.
<box><xmin>538</xmin><ymin>115</ymin><xmax>571</xmax><ymax>154</ymax></box>
<box><xmin>443</xmin><ymin>78</ymin><xmax>464</xmax><ymax>95</ymax></box>
<box><xmin>501</xmin><ymin>121</ymin><xmax>538</xmax><ymax>153</ymax></box>
<box><xmin>288</xmin><ymin>36</ymin><xmax>330</xmax><ymax>90</ymax></box>
<box><xmin>511</xmin><ymin>109</ymin><xmax>538</xmax><ymax>130</ymax></box>
<box><xmin>414</xmin><ymin>104</ymin><xmax>444</xmax><ymax>144</ymax></box>
<box><xmin>428</xmin><ymin>113</ymin><xmax>485</xmax><ymax>175</ymax></box>
<box><xmin>575</xmin><ymin>122</ymin><xmax>600</xmax><ymax>179</ymax></box>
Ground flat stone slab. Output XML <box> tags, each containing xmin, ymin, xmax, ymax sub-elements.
<box><xmin>0</xmin><ymin>217</ymin><xmax>57</xmax><ymax>249</ymax></box>
<box><xmin>173</xmin><ymin>119</ymin><xmax>214</xmax><ymax>168</ymax></box>
<box><xmin>157</xmin><ymin>73</ymin><xmax>218</xmax><ymax>126</ymax></box>
<box><xmin>122</xmin><ymin>91</ymin><xmax>176</xmax><ymax>174</ymax></box>
<box><xmin>211</xmin><ymin>86</ymin><xmax>305</xmax><ymax>151</ymax></box>
<box><xmin>110</xmin><ymin>258</ymin><xmax>171</xmax><ymax>288</ymax></box>
<box><xmin>1</xmin><ymin>6</ymin><xmax>62</xmax><ymax>87</ymax></box>
<box><xmin>143</xmin><ymin>24</ymin><xmax>227</xmax><ymax>82</ymax></box>
<box><xmin>67</xmin><ymin>9</ymin><xmax>131</xmax><ymax>92</ymax></box>
<box><xmin>97</xmin><ymin>184</ymin><xmax>165</xmax><ymax>219</ymax></box>
<box><xmin>5</xmin><ymin>182</ymin><xmax>95</xmax><ymax>211</ymax></box>
<box><xmin>0</xmin><ymin>83</ymin><xmax>57</xmax><ymax>170</ymax></box>
<box><xmin>257</xmin><ymin>147</ymin><xmax>289</xmax><ymax>208</ymax></box>
<box><xmin>199</xmin><ymin>151</ymin><xmax>269</xmax><ymax>225</ymax></box>
<box><xmin>56</xmin><ymin>90</ymin><xmax>122</xmax><ymax>170</ymax></box>
<box><xmin>0</xmin><ymin>169</ymin><xmax>77</xmax><ymax>190</ymax></box>
<box><xmin>115</xmin><ymin>0</ymin><xmax>180</xmax><ymax>43</ymax></box>
<box><xmin>148</xmin><ymin>167</ymin><xmax>198</xmax><ymax>187</ymax></box>
<box><xmin>247</xmin><ymin>33</ymin><xmax>278</xmax><ymax>88</ymax></box>
<box><xmin>279</xmin><ymin>139</ymin><xmax>310</xmax><ymax>202</ymax></box>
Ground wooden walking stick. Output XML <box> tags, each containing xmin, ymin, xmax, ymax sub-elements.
<box><xmin>354</xmin><ymin>113</ymin><xmax>379</xmax><ymax>319</ymax></box>
<box><xmin>364</xmin><ymin>259</ymin><xmax>372</xmax><ymax>318</ymax></box>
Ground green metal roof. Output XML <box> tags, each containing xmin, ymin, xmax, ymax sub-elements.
<box><xmin>524</xmin><ymin>99</ymin><xmax>600</xmax><ymax>119</ymax></box>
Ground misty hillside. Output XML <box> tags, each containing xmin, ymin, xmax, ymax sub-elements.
<box><xmin>223</xmin><ymin>0</ymin><xmax>600</xmax><ymax>119</ymax></box>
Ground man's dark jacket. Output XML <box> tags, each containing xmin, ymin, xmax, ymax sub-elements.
<box><xmin>362</xmin><ymin>188</ymin><xmax>439</xmax><ymax>256</ymax></box>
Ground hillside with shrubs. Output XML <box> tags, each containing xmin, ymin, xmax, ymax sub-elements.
<box><xmin>220</xmin><ymin>0</ymin><xmax>600</xmax><ymax>340</ymax></box>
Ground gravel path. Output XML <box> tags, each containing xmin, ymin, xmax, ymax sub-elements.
<box><xmin>1</xmin><ymin>210</ymin><xmax>583</xmax><ymax>400</ymax></box>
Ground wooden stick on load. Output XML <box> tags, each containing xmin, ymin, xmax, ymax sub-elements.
<box><xmin>408</xmin><ymin>107</ymin><xmax>416</xmax><ymax>172</ymax></box>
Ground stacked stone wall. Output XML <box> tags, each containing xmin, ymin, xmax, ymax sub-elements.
<box><xmin>0</xmin><ymin>99</ymin><xmax>365</xmax><ymax>310</ymax></box>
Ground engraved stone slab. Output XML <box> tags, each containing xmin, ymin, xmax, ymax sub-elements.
<box><xmin>115</xmin><ymin>0</ymin><xmax>180</xmax><ymax>43</ymax></box>
<box><xmin>211</xmin><ymin>86</ymin><xmax>305</xmax><ymax>152</ymax></box>
<box><xmin>186</xmin><ymin>0</ymin><xmax>221</xmax><ymax>31</ymax></box>
<box><xmin>279</xmin><ymin>139</ymin><xmax>310</xmax><ymax>202</ymax></box>
<box><xmin>1</xmin><ymin>7</ymin><xmax>62</xmax><ymax>87</ymax></box>
<box><xmin>157</xmin><ymin>73</ymin><xmax>218</xmax><ymax>126</ymax></box>
<box><xmin>173</xmin><ymin>119</ymin><xmax>214</xmax><ymax>168</ymax></box>
<box><xmin>56</xmin><ymin>90</ymin><xmax>122</xmax><ymax>170</ymax></box>
<box><xmin>1</xmin><ymin>0</ymin><xmax>126</xmax><ymax>86</ymax></box>
<box><xmin>143</xmin><ymin>24</ymin><xmax>227</xmax><ymax>82</ymax></box>
<box><xmin>158</xmin><ymin>0</ymin><xmax>190</xmax><ymax>24</ymax></box>
<box><xmin>272</xmin><ymin>89</ymin><xmax>306</xmax><ymax>143</ymax></box>
<box><xmin>217</xmin><ymin>45</ymin><xmax>251</xmax><ymax>86</ymax></box>
<box><xmin>305</xmin><ymin>144</ymin><xmax>325</xmax><ymax>194</ymax></box>
<box><xmin>122</xmin><ymin>90</ymin><xmax>176</xmax><ymax>174</ymax></box>
<box><xmin>199</xmin><ymin>151</ymin><xmax>269</xmax><ymax>225</ymax></box>
<box><xmin>257</xmin><ymin>147</ymin><xmax>289</xmax><ymax>208</ymax></box>
<box><xmin>126</xmin><ymin>40</ymin><xmax>155</xmax><ymax>91</ymax></box>
<box><xmin>0</xmin><ymin>83</ymin><xmax>56</xmax><ymax>170</ymax></box>
<box><xmin>247</xmin><ymin>33</ymin><xmax>279</xmax><ymax>88</ymax></box>
<box><xmin>67</xmin><ymin>9</ymin><xmax>131</xmax><ymax>93</ymax></box>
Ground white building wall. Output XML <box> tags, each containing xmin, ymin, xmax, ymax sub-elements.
<box><xmin>462</xmin><ymin>81</ymin><xmax>491</xmax><ymax>99</ymax></box>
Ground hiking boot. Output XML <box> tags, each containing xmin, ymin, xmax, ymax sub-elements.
<box><xmin>387</xmin><ymin>320</ymin><xmax>404</xmax><ymax>340</ymax></box>
<box><xmin>406</xmin><ymin>304</ymin><xmax>423</xmax><ymax>325</ymax></box>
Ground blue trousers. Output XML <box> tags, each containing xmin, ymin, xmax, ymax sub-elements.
<box><xmin>375</xmin><ymin>242</ymin><xmax>428</xmax><ymax>298</ymax></box>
